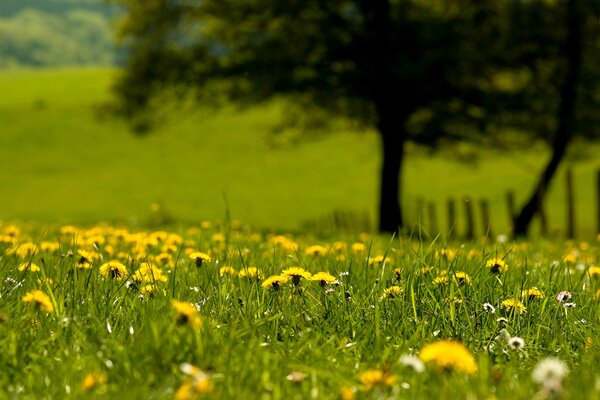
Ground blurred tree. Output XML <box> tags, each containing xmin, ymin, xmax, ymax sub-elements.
<box><xmin>110</xmin><ymin>0</ymin><xmax>513</xmax><ymax>232</ymax></box>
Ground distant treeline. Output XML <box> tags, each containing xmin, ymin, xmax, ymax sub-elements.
<box><xmin>0</xmin><ymin>0</ymin><xmax>117</xmax><ymax>68</ymax></box>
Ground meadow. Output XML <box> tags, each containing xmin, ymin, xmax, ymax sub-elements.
<box><xmin>0</xmin><ymin>221</ymin><xmax>598</xmax><ymax>399</ymax></box>
<box><xmin>1</xmin><ymin>68</ymin><xmax>600</xmax><ymax>238</ymax></box>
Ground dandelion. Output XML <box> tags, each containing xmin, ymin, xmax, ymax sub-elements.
<box><xmin>399</xmin><ymin>354</ymin><xmax>425</xmax><ymax>373</ymax></box>
<box><xmin>522</xmin><ymin>287</ymin><xmax>545</xmax><ymax>300</ymax></box>
<box><xmin>501</xmin><ymin>298</ymin><xmax>527</xmax><ymax>314</ymax></box>
<box><xmin>531</xmin><ymin>357</ymin><xmax>568</xmax><ymax>385</ymax></box>
<box><xmin>486</xmin><ymin>258</ymin><xmax>508</xmax><ymax>274</ymax></box>
<box><xmin>453</xmin><ymin>272</ymin><xmax>471</xmax><ymax>285</ymax></box>
<box><xmin>132</xmin><ymin>263</ymin><xmax>167</xmax><ymax>283</ymax></box>
<box><xmin>483</xmin><ymin>303</ymin><xmax>496</xmax><ymax>314</ymax></box>
<box><xmin>172</xmin><ymin>300</ymin><xmax>202</xmax><ymax>330</ymax></box>
<box><xmin>351</xmin><ymin>243</ymin><xmax>365</xmax><ymax>253</ymax></box>
<box><xmin>21</xmin><ymin>290</ymin><xmax>54</xmax><ymax>313</ymax></box>
<box><xmin>281</xmin><ymin>266</ymin><xmax>312</xmax><ymax>286</ymax></box>
<box><xmin>419</xmin><ymin>340</ymin><xmax>478</xmax><ymax>375</ymax></box>
<box><xmin>368</xmin><ymin>255</ymin><xmax>391</xmax><ymax>266</ymax></box>
<box><xmin>381</xmin><ymin>286</ymin><xmax>404</xmax><ymax>300</ymax></box>
<box><xmin>99</xmin><ymin>260</ymin><xmax>128</xmax><ymax>280</ymax></box>
<box><xmin>261</xmin><ymin>275</ymin><xmax>289</xmax><ymax>290</ymax></box>
<box><xmin>508</xmin><ymin>336</ymin><xmax>525</xmax><ymax>350</ymax></box>
<box><xmin>18</xmin><ymin>262</ymin><xmax>40</xmax><ymax>272</ymax></box>
<box><xmin>140</xmin><ymin>284</ymin><xmax>161</xmax><ymax>297</ymax></box>
<box><xmin>219</xmin><ymin>266</ymin><xmax>237</xmax><ymax>276</ymax></box>
<box><xmin>175</xmin><ymin>364</ymin><xmax>213</xmax><ymax>400</ymax></box>
<box><xmin>189</xmin><ymin>251</ymin><xmax>211</xmax><ymax>267</ymax></box>
<box><xmin>392</xmin><ymin>268</ymin><xmax>403</xmax><ymax>281</ymax></box>
<box><xmin>358</xmin><ymin>368</ymin><xmax>396</xmax><ymax>390</ymax></box>
<box><xmin>305</xmin><ymin>245</ymin><xmax>327</xmax><ymax>256</ymax></box>
<box><xmin>238</xmin><ymin>267</ymin><xmax>263</xmax><ymax>280</ymax></box>
<box><xmin>340</xmin><ymin>386</ymin><xmax>356</xmax><ymax>400</ymax></box>
<box><xmin>587</xmin><ymin>266</ymin><xmax>600</xmax><ymax>279</ymax></box>
<box><xmin>80</xmin><ymin>371</ymin><xmax>107</xmax><ymax>393</ymax></box>
<box><xmin>310</xmin><ymin>272</ymin><xmax>336</xmax><ymax>287</ymax></box>
<box><xmin>433</xmin><ymin>276</ymin><xmax>448</xmax><ymax>285</ymax></box>
<box><xmin>555</xmin><ymin>291</ymin><xmax>572</xmax><ymax>302</ymax></box>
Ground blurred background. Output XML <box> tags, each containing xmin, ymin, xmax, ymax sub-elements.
<box><xmin>0</xmin><ymin>0</ymin><xmax>599</xmax><ymax>238</ymax></box>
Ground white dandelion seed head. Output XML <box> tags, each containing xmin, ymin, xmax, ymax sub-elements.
<box><xmin>532</xmin><ymin>358</ymin><xmax>569</xmax><ymax>384</ymax></box>
<box><xmin>399</xmin><ymin>354</ymin><xmax>425</xmax><ymax>373</ymax></box>
<box><xmin>508</xmin><ymin>336</ymin><xmax>525</xmax><ymax>350</ymax></box>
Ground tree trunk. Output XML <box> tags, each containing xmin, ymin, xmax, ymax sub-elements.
<box><xmin>377</xmin><ymin>121</ymin><xmax>406</xmax><ymax>233</ymax></box>
<box><xmin>512</xmin><ymin>0</ymin><xmax>582</xmax><ymax>237</ymax></box>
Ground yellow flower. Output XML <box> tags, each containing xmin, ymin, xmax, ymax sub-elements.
<box><xmin>368</xmin><ymin>255</ymin><xmax>391</xmax><ymax>266</ymax></box>
<box><xmin>21</xmin><ymin>290</ymin><xmax>54</xmax><ymax>313</ymax></box>
<box><xmin>433</xmin><ymin>276</ymin><xmax>448</xmax><ymax>285</ymax></box>
<box><xmin>453</xmin><ymin>272</ymin><xmax>471</xmax><ymax>285</ymax></box>
<box><xmin>219</xmin><ymin>266</ymin><xmax>237</xmax><ymax>276</ymax></box>
<box><xmin>310</xmin><ymin>272</ymin><xmax>337</xmax><ymax>286</ymax></box>
<box><xmin>140</xmin><ymin>284</ymin><xmax>161</xmax><ymax>297</ymax></box>
<box><xmin>99</xmin><ymin>260</ymin><xmax>128</xmax><ymax>280</ymax></box>
<box><xmin>501</xmin><ymin>298</ymin><xmax>527</xmax><ymax>314</ymax></box>
<box><xmin>172</xmin><ymin>300</ymin><xmax>202</xmax><ymax>330</ymax></box>
<box><xmin>486</xmin><ymin>258</ymin><xmax>508</xmax><ymax>274</ymax></box>
<box><xmin>238</xmin><ymin>267</ymin><xmax>263</xmax><ymax>280</ymax></box>
<box><xmin>132</xmin><ymin>262</ymin><xmax>167</xmax><ymax>283</ymax></box>
<box><xmin>81</xmin><ymin>371</ymin><xmax>107</xmax><ymax>393</ymax></box>
<box><xmin>351</xmin><ymin>243</ymin><xmax>365</xmax><ymax>253</ymax></box>
<box><xmin>419</xmin><ymin>340</ymin><xmax>477</xmax><ymax>375</ymax></box>
<box><xmin>381</xmin><ymin>286</ymin><xmax>404</xmax><ymax>300</ymax></box>
<box><xmin>305</xmin><ymin>245</ymin><xmax>327</xmax><ymax>256</ymax></box>
<box><xmin>40</xmin><ymin>241</ymin><xmax>59</xmax><ymax>253</ymax></box>
<box><xmin>189</xmin><ymin>251</ymin><xmax>211</xmax><ymax>267</ymax></box>
<box><xmin>522</xmin><ymin>287</ymin><xmax>545</xmax><ymax>300</ymax></box>
<box><xmin>18</xmin><ymin>262</ymin><xmax>40</xmax><ymax>272</ymax></box>
<box><xmin>261</xmin><ymin>275</ymin><xmax>289</xmax><ymax>290</ymax></box>
<box><xmin>358</xmin><ymin>368</ymin><xmax>396</xmax><ymax>390</ymax></box>
<box><xmin>392</xmin><ymin>268</ymin><xmax>403</xmax><ymax>281</ymax></box>
<box><xmin>9</xmin><ymin>242</ymin><xmax>38</xmax><ymax>257</ymax></box>
<box><xmin>587</xmin><ymin>267</ymin><xmax>600</xmax><ymax>279</ymax></box>
<box><xmin>176</xmin><ymin>363</ymin><xmax>214</xmax><ymax>399</ymax></box>
<box><xmin>77</xmin><ymin>249</ymin><xmax>101</xmax><ymax>265</ymax></box>
<box><xmin>282</xmin><ymin>266</ymin><xmax>312</xmax><ymax>286</ymax></box>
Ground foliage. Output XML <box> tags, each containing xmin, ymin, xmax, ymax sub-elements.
<box><xmin>0</xmin><ymin>220</ymin><xmax>599</xmax><ymax>399</ymax></box>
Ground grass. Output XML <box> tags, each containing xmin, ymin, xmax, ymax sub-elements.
<box><xmin>0</xmin><ymin>221</ymin><xmax>598</xmax><ymax>399</ymax></box>
<box><xmin>1</xmin><ymin>67</ymin><xmax>600</xmax><ymax>238</ymax></box>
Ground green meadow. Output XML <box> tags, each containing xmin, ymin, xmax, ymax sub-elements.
<box><xmin>1</xmin><ymin>68</ymin><xmax>599</xmax><ymax>237</ymax></box>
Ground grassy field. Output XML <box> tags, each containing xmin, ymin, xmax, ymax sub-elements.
<box><xmin>0</xmin><ymin>68</ymin><xmax>599</xmax><ymax>238</ymax></box>
<box><xmin>0</xmin><ymin>221</ymin><xmax>598</xmax><ymax>399</ymax></box>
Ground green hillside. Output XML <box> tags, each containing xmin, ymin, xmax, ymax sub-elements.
<box><xmin>1</xmin><ymin>68</ymin><xmax>599</xmax><ymax>237</ymax></box>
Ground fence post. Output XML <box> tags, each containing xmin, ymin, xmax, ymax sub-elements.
<box><xmin>447</xmin><ymin>198</ymin><xmax>456</xmax><ymax>239</ymax></box>
<box><xmin>566</xmin><ymin>168</ymin><xmax>575</xmax><ymax>239</ymax></box>
<box><xmin>464</xmin><ymin>198</ymin><xmax>475</xmax><ymax>240</ymax></box>
<box><xmin>480</xmin><ymin>199</ymin><xmax>492</xmax><ymax>238</ymax></box>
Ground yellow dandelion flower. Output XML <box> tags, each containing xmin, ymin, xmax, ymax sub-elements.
<box><xmin>99</xmin><ymin>260</ymin><xmax>128</xmax><ymax>280</ymax></box>
<box><xmin>340</xmin><ymin>386</ymin><xmax>356</xmax><ymax>400</ymax></box>
<box><xmin>587</xmin><ymin>267</ymin><xmax>600</xmax><ymax>279</ymax></box>
<box><xmin>4</xmin><ymin>225</ymin><xmax>21</xmax><ymax>237</ymax></box>
<box><xmin>351</xmin><ymin>243</ymin><xmax>365</xmax><ymax>253</ymax></box>
<box><xmin>238</xmin><ymin>267</ymin><xmax>263</xmax><ymax>280</ymax></box>
<box><xmin>140</xmin><ymin>284</ymin><xmax>162</xmax><ymax>297</ymax></box>
<box><xmin>594</xmin><ymin>288</ymin><xmax>600</xmax><ymax>300</ymax></box>
<box><xmin>189</xmin><ymin>251</ymin><xmax>211</xmax><ymax>267</ymax></box>
<box><xmin>77</xmin><ymin>249</ymin><xmax>101</xmax><ymax>265</ymax></box>
<box><xmin>211</xmin><ymin>233</ymin><xmax>225</xmax><ymax>243</ymax></box>
<box><xmin>433</xmin><ymin>276</ymin><xmax>449</xmax><ymax>285</ymax></box>
<box><xmin>40</xmin><ymin>241</ymin><xmax>59</xmax><ymax>253</ymax></box>
<box><xmin>522</xmin><ymin>287</ymin><xmax>545</xmax><ymax>300</ymax></box>
<box><xmin>9</xmin><ymin>242</ymin><xmax>38</xmax><ymax>258</ymax></box>
<box><xmin>177</xmin><ymin>363</ymin><xmax>214</xmax><ymax>397</ymax></box>
<box><xmin>282</xmin><ymin>266</ymin><xmax>312</xmax><ymax>286</ymax></box>
<box><xmin>132</xmin><ymin>262</ymin><xmax>167</xmax><ymax>283</ymax></box>
<box><xmin>261</xmin><ymin>275</ymin><xmax>289</xmax><ymax>290</ymax></box>
<box><xmin>81</xmin><ymin>371</ymin><xmax>107</xmax><ymax>393</ymax></box>
<box><xmin>305</xmin><ymin>245</ymin><xmax>327</xmax><ymax>256</ymax></box>
<box><xmin>358</xmin><ymin>368</ymin><xmax>396</xmax><ymax>390</ymax></box>
<box><xmin>381</xmin><ymin>285</ymin><xmax>403</xmax><ymax>300</ymax></box>
<box><xmin>172</xmin><ymin>300</ymin><xmax>202</xmax><ymax>330</ymax></box>
<box><xmin>501</xmin><ymin>298</ymin><xmax>527</xmax><ymax>314</ymax></box>
<box><xmin>439</xmin><ymin>248</ymin><xmax>457</xmax><ymax>261</ymax></box>
<box><xmin>37</xmin><ymin>277</ymin><xmax>55</xmax><ymax>286</ymax></box>
<box><xmin>219</xmin><ymin>266</ymin><xmax>237</xmax><ymax>276</ymax></box>
<box><xmin>486</xmin><ymin>258</ymin><xmax>508</xmax><ymax>274</ymax></box>
<box><xmin>329</xmin><ymin>241</ymin><xmax>347</xmax><ymax>252</ymax></box>
<box><xmin>21</xmin><ymin>290</ymin><xmax>54</xmax><ymax>313</ymax></box>
<box><xmin>392</xmin><ymin>268</ymin><xmax>403</xmax><ymax>281</ymax></box>
<box><xmin>562</xmin><ymin>252</ymin><xmax>577</xmax><ymax>263</ymax></box>
<box><xmin>419</xmin><ymin>340</ymin><xmax>478</xmax><ymax>375</ymax></box>
<box><xmin>18</xmin><ymin>262</ymin><xmax>40</xmax><ymax>272</ymax></box>
<box><xmin>418</xmin><ymin>266</ymin><xmax>433</xmax><ymax>275</ymax></box>
<box><xmin>310</xmin><ymin>271</ymin><xmax>337</xmax><ymax>287</ymax></box>
<box><xmin>453</xmin><ymin>272</ymin><xmax>471</xmax><ymax>285</ymax></box>
<box><xmin>0</xmin><ymin>234</ymin><xmax>16</xmax><ymax>245</ymax></box>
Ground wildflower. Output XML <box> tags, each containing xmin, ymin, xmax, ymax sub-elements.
<box><xmin>358</xmin><ymin>368</ymin><xmax>396</xmax><ymax>390</ymax></box>
<box><xmin>381</xmin><ymin>286</ymin><xmax>404</xmax><ymax>300</ymax></box>
<box><xmin>522</xmin><ymin>287</ymin><xmax>545</xmax><ymax>300</ymax></box>
<box><xmin>433</xmin><ymin>276</ymin><xmax>448</xmax><ymax>285</ymax></box>
<box><xmin>531</xmin><ymin>358</ymin><xmax>568</xmax><ymax>385</ymax></box>
<box><xmin>368</xmin><ymin>255</ymin><xmax>391</xmax><ymax>266</ymax></box>
<box><xmin>418</xmin><ymin>266</ymin><xmax>433</xmax><ymax>275</ymax></box>
<box><xmin>77</xmin><ymin>249</ymin><xmax>100</xmax><ymax>265</ymax></box>
<box><xmin>453</xmin><ymin>272</ymin><xmax>471</xmax><ymax>285</ymax></box>
<box><xmin>305</xmin><ymin>245</ymin><xmax>327</xmax><ymax>256</ymax></box>
<box><xmin>555</xmin><ymin>291</ymin><xmax>572</xmax><ymax>302</ymax></box>
<box><xmin>419</xmin><ymin>340</ymin><xmax>478</xmax><ymax>375</ymax></box>
<box><xmin>392</xmin><ymin>268</ymin><xmax>403</xmax><ymax>281</ymax></box>
<box><xmin>81</xmin><ymin>371</ymin><xmax>107</xmax><ymax>393</ymax></box>
<box><xmin>282</xmin><ymin>266</ymin><xmax>312</xmax><ymax>286</ymax></box>
<box><xmin>219</xmin><ymin>266</ymin><xmax>237</xmax><ymax>276</ymax></box>
<box><xmin>286</xmin><ymin>371</ymin><xmax>307</xmax><ymax>383</ymax></box>
<box><xmin>9</xmin><ymin>242</ymin><xmax>38</xmax><ymax>258</ymax></box>
<box><xmin>21</xmin><ymin>290</ymin><xmax>54</xmax><ymax>313</ymax></box>
<box><xmin>483</xmin><ymin>303</ymin><xmax>496</xmax><ymax>314</ymax></box>
<box><xmin>486</xmin><ymin>258</ymin><xmax>508</xmax><ymax>274</ymax></box>
<box><xmin>40</xmin><ymin>241</ymin><xmax>59</xmax><ymax>252</ymax></box>
<box><xmin>18</xmin><ymin>262</ymin><xmax>40</xmax><ymax>272</ymax></box>
<box><xmin>176</xmin><ymin>363</ymin><xmax>213</xmax><ymax>400</ymax></box>
<box><xmin>140</xmin><ymin>284</ymin><xmax>161</xmax><ymax>297</ymax></box>
<box><xmin>99</xmin><ymin>260</ymin><xmax>128</xmax><ymax>280</ymax></box>
<box><xmin>501</xmin><ymin>298</ymin><xmax>527</xmax><ymax>314</ymax></box>
<box><xmin>399</xmin><ymin>355</ymin><xmax>425</xmax><ymax>373</ymax></box>
<box><xmin>172</xmin><ymin>300</ymin><xmax>202</xmax><ymax>330</ymax></box>
<box><xmin>562</xmin><ymin>302</ymin><xmax>576</xmax><ymax>308</ymax></box>
<box><xmin>351</xmin><ymin>243</ymin><xmax>365</xmax><ymax>253</ymax></box>
<box><xmin>340</xmin><ymin>386</ymin><xmax>356</xmax><ymax>400</ymax></box>
<box><xmin>132</xmin><ymin>263</ymin><xmax>167</xmax><ymax>283</ymax></box>
<box><xmin>211</xmin><ymin>233</ymin><xmax>225</xmax><ymax>243</ymax></box>
<box><xmin>261</xmin><ymin>275</ymin><xmax>289</xmax><ymax>290</ymax></box>
<box><xmin>587</xmin><ymin>266</ymin><xmax>600</xmax><ymax>279</ymax></box>
<box><xmin>310</xmin><ymin>272</ymin><xmax>337</xmax><ymax>287</ymax></box>
<box><xmin>238</xmin><ymin>267</ymin><xmax>263</xmax><ymax>280</ymax></box>
<box><xmin>508</xmin><ymin>336</ymin><xmax>525</xmax><ymax>350</ymax></box>
<box><xmin>189</xmin><ymin>252</ymin><xmax>211</xmax><ymax>267</ymax></box>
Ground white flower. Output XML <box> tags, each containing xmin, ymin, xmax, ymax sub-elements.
<box><xmin>483</xmin><ymin>303</ymin><xmax>496</xmax><ymax>314</ymax></box>
<box><xmin>508</xmin><ymin>336</ymin><xmax>525</xmax><ymax>350</ymax></box>
<box><xmin>400</xmin><ymin>354</ymin><xmax>425</xmax><ymax>373</ymax></box>
<box><xmin>532</xmin><ymin>358</ymin><xmax>568</xmax><ymax>384</ymax></box>
<box><xmin>563</xmin><ymin>302</ymin><xmax>576</xmax><ymax>308</ymax></box>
